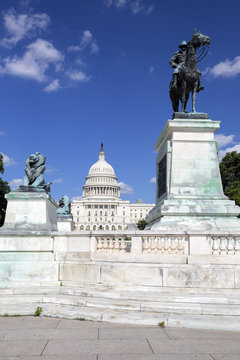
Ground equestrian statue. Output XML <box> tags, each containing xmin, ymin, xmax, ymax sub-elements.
<box><xmin>169</xmin><ymin>30</ymin><xmax>211</xmax><ymax>113</ymax></box>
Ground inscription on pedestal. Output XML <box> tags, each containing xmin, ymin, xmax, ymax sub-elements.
<box><xmin>157</xmin><ymin>155</ymin><xmax>167</xmax><ymax>198</ymax></box>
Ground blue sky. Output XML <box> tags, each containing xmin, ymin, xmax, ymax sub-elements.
<box><xmin>0</xmin><ymin>0</ymin><xmax>239</xmax><ymax>203</ymax></box>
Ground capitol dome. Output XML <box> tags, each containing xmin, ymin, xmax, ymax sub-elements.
<box><xmin>82</xmin><ymin>144</ymin><xmax>120</xmax><ymax>199</ymax></box>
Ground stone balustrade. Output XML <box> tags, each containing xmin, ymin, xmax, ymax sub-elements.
<box><xmin>142</xmin><ymin>235</ymin><xmax>185</xmax><ymax>254</ymax></box>
<box><xmin>96</xmin><ymin>237</ymin><xmax>129</xmax><ymax>253</ymax></box>
<box><xmin>211</xmin><ymin>235</ymin><xmax>240</xmax><ymax>255</ymax></box>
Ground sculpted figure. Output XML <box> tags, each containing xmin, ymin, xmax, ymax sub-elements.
<box><xmin>56</xmin><ymin>195</ymin><xmax>72</xmax><ymax>217</ymax></box>
<box><xmin>169</xmin><ymin>30</ymin><xmax>211</xmax><ymax>113</ymax></box>
<box><xmin>23</xmin><ymin>152</ymin><xmax>51</xmax><ymax>192</ymax></box>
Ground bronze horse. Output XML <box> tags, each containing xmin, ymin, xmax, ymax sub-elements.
<box><xmin>169</xmin><ymin>30</ymin><xmax>211</xmax><ymax>113</ymax></box>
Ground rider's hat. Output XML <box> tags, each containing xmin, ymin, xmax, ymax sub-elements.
<box><xmin>179</xmin><ymin>40</ymin><xmax>187</xmax><ymax>49</ymax></box>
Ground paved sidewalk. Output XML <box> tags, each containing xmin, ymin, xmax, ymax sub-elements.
<box><xmin>0</xmin><ymin>316</ymin><xmax>239</xmax><ymax>359</ymax></box>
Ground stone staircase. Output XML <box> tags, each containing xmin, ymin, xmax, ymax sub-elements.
<box><xmin>0</xmin><ymin>285</ymin><xmax>240</xmax><ymax>331</ymax></box>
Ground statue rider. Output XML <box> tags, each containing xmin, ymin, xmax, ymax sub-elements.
<box><xmin>169</xmin><ymin>40</ymin><xmax>204</xmax><ymax>92</ymax></box>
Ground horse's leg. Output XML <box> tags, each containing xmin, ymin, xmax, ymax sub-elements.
<box><xmin>184</xmin><ymin>92</ymin><xmax>189</xmax><ymax>112</ymax></box>
<box><xmin>192</xmin><ymin>82</ymin><xmax>198</xmax><ymax>112</ymax></box>
<box><xmin>180</xmin><ymin>81</ymin><xmax>186</xmax><ymax>112</ymax></box>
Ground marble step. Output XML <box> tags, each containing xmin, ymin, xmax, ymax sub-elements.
<box><xmin>1</xmin><ymin>289</ymin><xmax>240</xmax><ymax>306</ymax></box>
<box><xmin>2</xmin><ymin>286</ymin><xmax>240</xmax><ymax>305</ymax></box>
<box><xmin>1</xmin><ymin>290</ymin><xmax>240</xmax><ymax>330</ymax></box>
<box><xmin>1</xmin><ymin>292</ymin><xmax>240</xmax><ymax>317</ymax></box>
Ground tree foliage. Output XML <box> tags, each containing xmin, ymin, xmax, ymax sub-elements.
<box><xmin>0</xmin><ymin>154</ymin><xmax>10</xmax><ymax>227</ymax></box>
<box><xmin>220</xmin><ymin>151</ymin><xmax>240</xmax><ymax>207</ymax></box>
<box><xmin>136</xmin><ymin>219</ymin><xmax>148</xmax><ymax>230</ymax></box>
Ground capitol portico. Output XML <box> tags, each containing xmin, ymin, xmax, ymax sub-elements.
<box><xmin>71</xmin><ymin>144</ymin><xmax>154</xmax><ymax>230</ymax></box>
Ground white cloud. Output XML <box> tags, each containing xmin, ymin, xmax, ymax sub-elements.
<box><xmin>0</xmin><ymin>38</ymin><xmax>63</xmax><ymax>82</ymax></box>
<box><xmin>1</xmin><ymin>8</ymin><xmax>50</xmax><ymax>48</ymax></box>
<box><xmin>116</xmin><ymin>0</ymin><xmax>128</xmax><ymax>8</ymax></box>
<box><xmin>72</xmin><ymin>196</ymin><xmax>83</xmax><ymax>201</ymax></box>
<box><xmin>150</xmin><ymin>177</ymin><xmax>156</xmax><ymax>183</ymax></box>
<box><xmin>1</xmin><ymin>153</ymin><xmax>17</xmax><ymax>166</ymax></box>
<box><xmin>75</xmin><ymin>58</ymin><xmax>86</xmax><ymax>67</ymax></box>
<box><xmin>219</xmin><ymin>144</ymin><xmax>240</xmax><ymax>160</ymax></box>
<box><xmin>67</xmin><ymin>70</ymin><xmax>91</xmax><ymax>82</ymax></box>
<box><xmin>215</xmin><ymin>134</ymin><xmax>235</xmax><ymax>149</ymax></box>
<box><xmin>53</xmin><ymin>178</ymin><xmax>63</xmax><ymax>183</ymax></box>
<box><xmin>131</xmin><ymin>0</ymin><xmax>144</xmax><ymax>14</ymax></box>
<box><xmin>104</xmin><ymin>0</ymin><xmax>155</xmax><ymax>14</ymax></box>
<box><xmin>149</xmin><ymin>65</ymin><xmax>155</xmax><ymax>74</ymax></box>
<box><xmin>104</xmin><ymin>0</ymin><xmax>113</xmax><ymax>6</ymax></box>
<box><xmin>118</xmin><ymin>181</ymin><xmax>133</xmax><ymax>194</ymax></box>
<box><xmin>146</xmin><ymin>4</ymin><xmax>155</xmax><ymax>14</ymax></box>
<box><xmin>9</xmin><ymin>178</ymin><xmax>23</xmax><ymax>188</ymax></box>
<box><xmin>44</xmin><ymin>79</ymin><xmax>61</xmax><ymax>92</ymax></box>
<box><xmin>0</xmin><ymin>131</ymin><xmax>5</xmax><ymax>135</ymax></box>
<box><xmin>90</xmin><ymin>41</ymin><xmax>99</xmax><ymax>54</ymax></box>
<box><xmin>45</xmin><ymin>165</ymin><xmax>58</xmax><ymax>173</ymax></box>
<box><xmin>205</xmin><ymin>56</ymin><xmax>240</xmax><ymax>78</ymax></box>
<box><xmin>67</xmin><ymin>30</ymin><xmax>99</xmax><ymax>54</ymax></box>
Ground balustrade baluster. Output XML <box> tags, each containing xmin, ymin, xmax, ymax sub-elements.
<box><xmin>109</xmin><ymin>238</ymin><xmax>114</xmax><ymax>253</ymax></box>
<box><xmin>150</xmin><ymin>237</ymin><xmax>156</xmax><ymax>253</ymax></box>
<box><xmin>103</xmin><ymin>238</ymin><xmax>108</xmax><ymax>251</ymax></box>
<box><xmin>219</xmin><ymin>237</ymin><xmax>226</xmax><ymax>255</ymax></box>
<box><xmin>227</xmin><ymin>236</ymin><xmax>234</xmax><ymax>255</ymax></box>
<box><xmin>142</xmin><ymin>237</ymin><xmax>149</xmax><ymax>253</ymax></box>
<box><xmin>114</xmin><ymin>238</ymin><xmax>120</xmax><ymax>252</ymax></box>
<box><xmin>234</xmin><ymin>237</ymin><xmax>240</xmax><ymax>255</ymax></box>
<box><xmin>212</xmin><ymin>236</ymin><xmax>219</xmax><ymax>255</ymax></box>
<box><xmin>157</xmin><ymin>236</ymin><xmax>162</xmax><ymax>253</ymax></box>
<box><xmin>164</xmin><ymin>236</ymin><xmax>169</xmax><ymax>254</ymax></box>
<box><xmin>170</xmin><ymin>236</ymin><xmax>177</xmax><ymax>254</ymax></box>
<box><xmin>177</xmin><ymin>236</ymin><xmax>184</xmax><ymax>254</ymax></box>
<box><xmin>120</xmin><ymin>238</ymin><xmax>126</xmax><ymax>252</ymax></box>
<box><xmin>97</xmin><ymin>237</ymin><xmax>102</xmax><ymax>251</ymax></box>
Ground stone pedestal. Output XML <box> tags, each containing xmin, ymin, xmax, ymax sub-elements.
<box><xmin>57</xmin><ymin>217</ymin><xmax>74</xmax><ymax>232</ymax></box>
<box><xmin>146</xmin><ymin>113</ymin><xmax>240</xmax><ymax>231</ymax></box>
<box><xmin>2</xmin><ymin>189</ymin><xmax>58</xmax><ymax>231</ymax></box>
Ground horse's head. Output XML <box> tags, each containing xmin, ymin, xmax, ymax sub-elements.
<box><xmin>190</xmin><ymin>29</ymin><xmax>211</xmax><ymax>49</ymax></box>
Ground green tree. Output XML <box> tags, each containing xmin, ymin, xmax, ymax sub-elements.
<box><xmin>0</xmin><ymin>154</ymin><xmax>10</xmax><ymax>227</ymax></box>
<box><xmin>220</xmin><ymin>151</ymin><xmax>240</xmax><ymax>207</ymax></box>
<box><xmin>136</xmin><ymin>219</ymin><xmax>148</xmax><ymax>230</ymax></box>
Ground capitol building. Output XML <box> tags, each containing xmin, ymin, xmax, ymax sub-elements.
<box><xmin>71</xmin><ymin>144</ymin><xmax>154</xmax><ymax>231</ymax></box>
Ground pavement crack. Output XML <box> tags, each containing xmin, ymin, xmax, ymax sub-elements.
<box><xmin>98</xmin><ymin>327</ymin><xmax>100</xmax><ymax>340</ymax></box>
<box><xmin>163</xmin><ymin>328</ymin><xmax>171</xmax><ymax>339</ymax></box>
<box><xmin>209</xmin><ymin>354</ymin><xmax>217</xmax><ymax>360</ymax></box>
<box><xmin>55</xmin><ymin>319</ymin><xmax>61</xmax><ymax>329</ymax></box>
<box><xmin>146</xmin><ymin>338</ymin><xmax>154</xmax><ymax>354</ymax></box>
<box><xmin>40</xmin><ymin>339</ymin><xmax>49</xmax><ymax>356</ymax></box>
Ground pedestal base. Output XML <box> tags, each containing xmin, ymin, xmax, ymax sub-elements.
<box><xmin>2</xmin><ymin>190</ymin><xmax>58</xmax><ymax>231</ymax></box>
<box><xmin>146</xmin><ymin>115</ymin><xmax>240</xmax><ymax>231</ymax></box>
<box><xmin>57</xmin><ymin>217</ymin><xmax>74</xmax><ymax>232</ymax></box>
